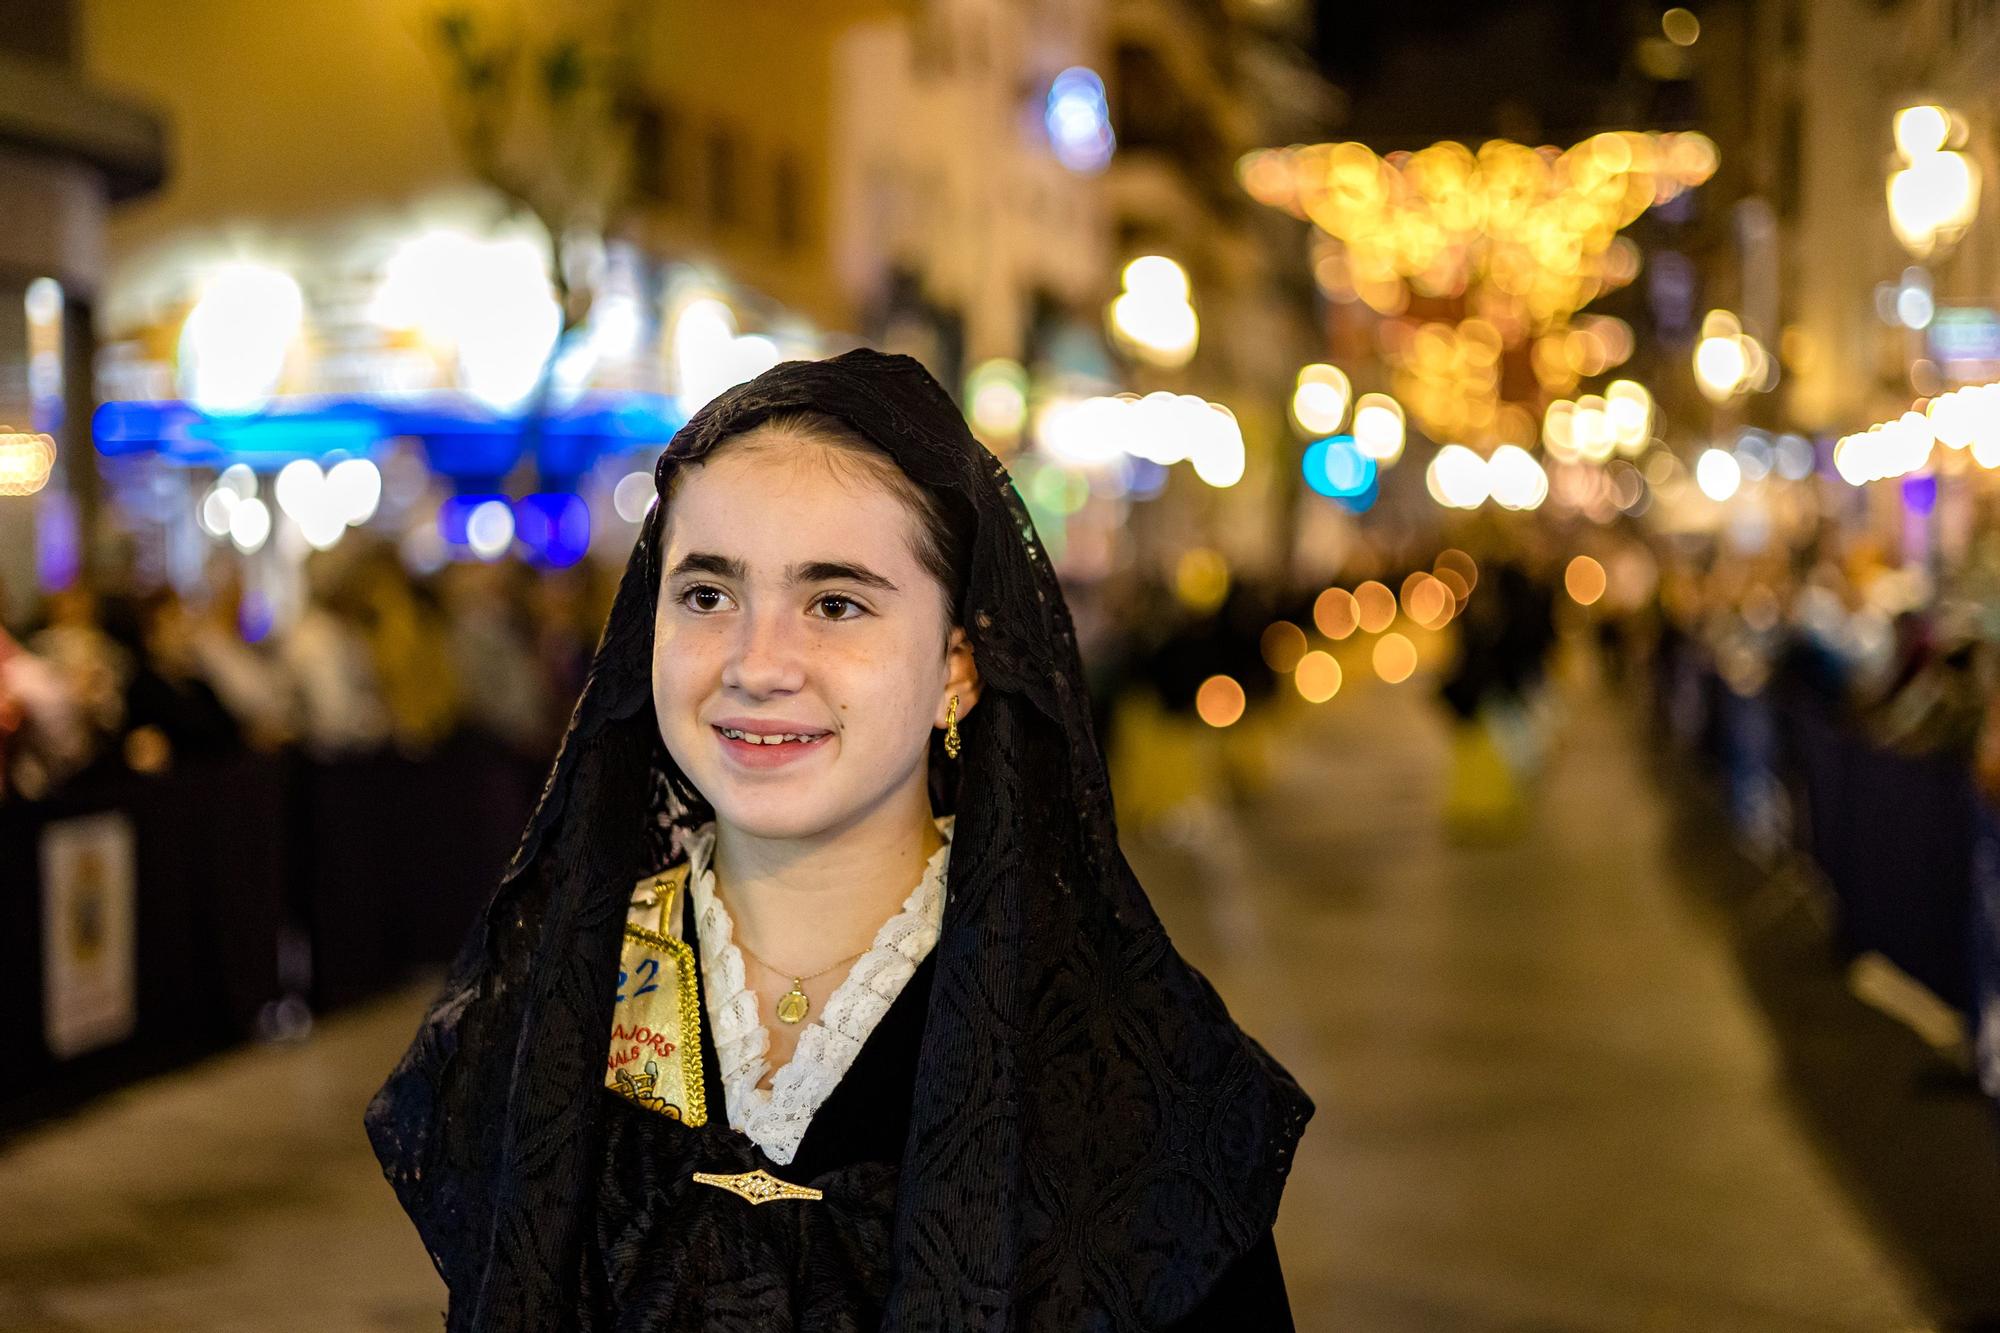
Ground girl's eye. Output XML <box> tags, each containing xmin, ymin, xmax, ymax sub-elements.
<box><xmin>680</xmin><ymin>584</ymin><xmax>731</xmax><ymax>613</ymax></box>
<box><xmin>814</xmin><ymin>594</ymin><xmax>865</xmax><ymax>621</ymax></box>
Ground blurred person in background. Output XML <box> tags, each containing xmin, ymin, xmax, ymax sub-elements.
<box><xmin>28</xmin><ymin>585</ymin><xmax>133</xmax><ymax>769</ymax></box>
<box><xmin>281</xmin><ymin>549</ymin><xmax>392</xmax><ymax>756</ymax></box>
<box><xmin>369</xmin><ymin>350</ymin><xmax>1310</xmax><ymax>1331</ymax></box>
<box><xmin>351</xmin><ymin>544</ymin><xmax>460</xmax><ymax>755</ymax></box>
<box><xmin>185</xmin><ymin>556</ymin><xmax>294</xmax><ymax>749</ymax></box>
<box><xmin>0</xmin><ymin>623</ymin><xmax>91</xmax><ymax>800</ymax></box>
<box><xmin>528</xmin><ymin>561</ymin><xmax>605</xmax><ymax>747</ymax></box>
<box><xmin>442</xmin><ymin>559</ymin><xmax>548</xmax><ymax>756</ymax></box>
<box><xmin>120</xmin><ymin>588</ymin><xmax>242</xmax><ymax>772</ymax></box>
<box><xmin>1439</xmin><ymin>558</ymin><xmax>1558</xmax><ymax>837</ymax></box>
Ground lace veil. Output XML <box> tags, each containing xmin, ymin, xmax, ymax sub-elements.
<box><xmin>365</xmin><ymin>348</ymin><xmax>1312</xmax><ymax>1330</ymax></box>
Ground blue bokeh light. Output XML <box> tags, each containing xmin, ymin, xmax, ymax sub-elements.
<box><xmin>1303</xmin><ymin>435</ymin><xmax>1376</xmax><ymax>499</ymax></box>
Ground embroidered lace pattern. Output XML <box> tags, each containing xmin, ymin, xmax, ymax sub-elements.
<box><xmin>680</xmin><ymin>818</ymin><xmax>953</xmax><ymax>1165</ymax></box>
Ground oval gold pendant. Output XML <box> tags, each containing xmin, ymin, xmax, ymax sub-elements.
<box><xmin>775</xmin><ymin>985</ymin><xmax>810</xmax><ymax>1024</ymax></box>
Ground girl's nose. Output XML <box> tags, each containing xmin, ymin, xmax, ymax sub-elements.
<box><xmin>720</xmin><ymin>610</ymin><xmax>807</xmax><ymax>697</ymax></box>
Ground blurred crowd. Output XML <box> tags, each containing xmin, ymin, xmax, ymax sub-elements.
<box><xmin>1649</xmin><ymin>530</ymin><xmax>2000</xmax><ymax>794</ymax></box>
<box><xmin>0</xmin><ymin>543</ymin><xmax>618</xmax><ymax>803</ymax></box>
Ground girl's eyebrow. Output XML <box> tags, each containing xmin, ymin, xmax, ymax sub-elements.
<box><xmin>668</xmin><ymin>551</ymin><xmax>898</xmax><ymax>593</ymax></box>
<box><xmin>791</xmin><ymin>560</ymin><xmax>898</xmax><ymax>592</ymax></box>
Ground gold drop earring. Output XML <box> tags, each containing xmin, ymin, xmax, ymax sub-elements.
<box><xmin>944</xmin><ymin>693</ymin><xmax>961</xmax><ymax>759</ymax></box>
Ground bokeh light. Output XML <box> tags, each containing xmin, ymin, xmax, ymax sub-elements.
<box><xmin>1435</xmin><ymin>548</ymin><xmax>1479</xmax><ymax>594</ymax></box>
<box><xmin>1565</xmin><ymin>555</ymin><xmax>1608</xmax><ymax>605</ymax></box>
<box><xmin>1354</xmin><ymin>580</ymin><xmax>1397</xmax><ymax>633</ymax></box>
<box><xmin>1292</xmin><ymin>364</ymin><xmax>1352</xmax><ymax>435</ymax></box>
<box><xmin>1372</xmin><ymin>632</ymin><xmax>1417</xmax><ymax>683</ymax></box>
<box><xmin>1195</xmin><ymin>674</ymin><xmax>1247</xmax><ymax>728</ymax></box>
<box><xmin>1260</xmin><ymin>621</ymin><xmax>1309</xmax><ymax>672</ymax></box>
<box><xmin>1294</xmin><ymin>651</ymin><xmax>1342</xmax><ymax>703</ymax></box>
<box><xmin>1401</xmin><ymin>572</ymin><xmax>1452</xmax><ymax>628</ymax></box>
<box><xmin>1175</xmin><ymin>546</ymin><xmax>1231</xmax><ymax>612</ymax></box>
<box><xmin>1314</xmin><ymin>586</ymin><xmax>1360</xmax><ymax>639</ymax></box>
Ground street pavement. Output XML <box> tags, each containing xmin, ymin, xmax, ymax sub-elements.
<box><xmin>1</xmin><ymin>656</ymin><xmax>1992</xmax><ymax>1331</ymax></box>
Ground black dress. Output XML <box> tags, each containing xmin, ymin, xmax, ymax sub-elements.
<box><xmin>577</xmin><ymin>896</ymin><xmax>1293</xmax><ymax>1331</ymax></box>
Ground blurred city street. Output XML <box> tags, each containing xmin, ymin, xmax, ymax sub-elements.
<box><xmin>6</xmin><ymin>657</ymin><xmax>1994</xmax><ymax>1331</ymax></box>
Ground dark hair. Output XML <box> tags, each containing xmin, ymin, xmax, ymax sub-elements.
<box><xmin>669</xmin><ymin>407</ymin><xmax>971</xmax><ymax>627</ymax></box>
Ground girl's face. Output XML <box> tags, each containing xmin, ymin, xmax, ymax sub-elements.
<box><xmin>652</xmin><ymin>432</ymin><xmax>976</xmax><ymax>842</ymax></box>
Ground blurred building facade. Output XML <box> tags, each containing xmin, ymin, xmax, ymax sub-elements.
<box><xmin>1103</xmin><ymin>0</ymin><xmax>1331</xmax><ymax>581</ymax></box>
<box><xmin>0</xmin><ymin>0</ymin><xmax>163</xmax><ymax>623</ymax></box>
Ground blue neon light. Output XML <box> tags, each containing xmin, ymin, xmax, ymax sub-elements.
<box><xmin>92</xmin><ymin>391</ymin><xmax>687</xmax><ymax>481</ymax></box>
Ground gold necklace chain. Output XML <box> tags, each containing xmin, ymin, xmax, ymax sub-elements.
<box><xmin>732</xmin><ymin>935</ymin><xmax>870</xmax><ymax>1026</ymax></box>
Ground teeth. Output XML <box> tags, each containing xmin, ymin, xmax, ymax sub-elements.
<box><xmin>720</xmin><ymin>728</ymin><xmax>819</xmax><ymax>745</ymax></box>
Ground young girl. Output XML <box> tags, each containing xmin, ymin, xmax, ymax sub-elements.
<box><xmin>369</xmin><ymin>349</ymin><xmax>1312</xmax><ymax>1331</ymax></box>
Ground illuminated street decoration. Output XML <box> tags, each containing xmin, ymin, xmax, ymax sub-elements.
<box><xmin>1108</xmin><ymin>256</ymin><xmax>1199</xmax><ymax>368</ymax></box>
<box><xmin>1240</xmin><ymin>132</ymin><xmax>1718</xmax><ymax>443</ymax></box>
<box><xmin>1291</xmin><ymin>363</ymin><xmax>1351</xmax><ymax>435</ymax></box>
<box><xmin>1887</xmin><ymin>105</ymin><xmax>1980</xmax><ymax>258</ymax></box>
<box><xmin>1044</xmin><ymin>67</ymin><xmax>1115</xmax><ymax>174</ymax></box>
<box><xmin>1425</xmin><ymin>443</ymin><xmax>1547</xmax><ymax>511</ymax></box>
<box><xmin>1542</xmin><ymin>379</ymin><xmax>1654</xmax><ymax>463</ymax></box>
<box><xmin>965</xmin><ymin>358</ymin><xmax>1030</xmax><ymax>446</ymax></box>
<box><xmin>1692</xmin><ymin>310</ymin><xmax>1769</xmax><ymax>403</ymax></box>
<box><xmin>1036</xmin><ymin>390</ymin><xmax>1244</xmax><ymax>488</ymax></box>
<box><xmin>0</xmin><ymin>428</ymin><xmax>58</xmax><ymax>496</ymax></box>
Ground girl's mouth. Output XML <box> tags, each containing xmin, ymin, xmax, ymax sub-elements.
<box><xmin>711</xmin><ymin>724</ymin><xmax>831</xmax><ymax>768</ymax></box>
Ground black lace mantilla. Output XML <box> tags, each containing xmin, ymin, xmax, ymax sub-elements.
<box><xmin>365</xmin><ymin>349</ymin><xmax>1313</xmax><ymax>1330</ymax></box>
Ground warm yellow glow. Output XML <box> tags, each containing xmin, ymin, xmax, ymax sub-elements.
<box><xmin>1402</xmin><ymin>572</ymin><xmax>1452</xmax><ymax>628</ymax></box>
<box><xmin>1260</xmin><ymin>621</ymin><xmax>1309</xmax><ymax>673</ymax></box>
<box><xmin>1604</xmin><ymin>379</ymin><xmax>1654</xmax><ymax>452</ymax></box>
<box><xmin>1292</xmin><ymin>364</ymin><xmax>1352</xmax><ymax>435</ymax></box>
<box><xmin>1487</xmin><ymin>446</ymin><xmax>1549</xmax><ymax>510</ymax></box>
<box><xmin>1894</xmin><ymin>105</ymin><xmax>1952</xmax><ymax>160</ymax></box>
<box><xmin>966</xmin><ymin>359</ymin><xmax>1029</xmax><ymax>440</ymax></box>
<box><xmin>1835</xmin><ymin>409</ymin><xmax>1940</xmax><ymax>485</ymax></box>
<box><xmin>1662</xmin><ymin>7</ymin><xmax>1700</xmax><ymax>44</ymax></box>
<box><xmin>1196</xmin><ymin>675</ymin><xmax>1247</xmax><ymax>728</ymax></box>
<box><xmin>1427</xmin><ymin>445</ymin><xmax>1489</xmax><ymax>510</ymax></box>
<box><xmin>1695</xmin><ymin>447</ymin><xmax>1743</xmax><ymax>501</ymax></box>
<box><xmin>1435</xmin><ymin>548</ymin><xmax>1479</xmax><ymax>593</ymax></box>
<box><xmin>1313</xmin><ymin>587</ymin><xmax>1359</xmax><ymax>639</ymax></box>
<box><xmin>1110</xmin><ymin>256</ymin><xmax>1199</xmax><ymax>367</ymax></box>
<box><xmin>1373</xmin><ymin>632</ymin><xmax>1418</xmax><ymax>684</ymax></box>
<box><xmin>1354</xmin><ymin>580</ymin><xmax>1398</xmax><ymax>634</ymax></box>
<box><xmin>1888</xmin><ymin>150</ymin><xmax>1980</xmax><ymax>257</ymax></box>
<box><xmin>0</xmin><ymin>429</ymin><xmax>57</xmax><ymax>497</ymax></box>
<box><xmin>1238</xmin><ymin>132</ymin><xmax>1719</xmax><ymax>445</ymax></box>
<box><xmin>1565</xmin><ymin>556</ymin><xmax>1608</xmax><ymax>606</ymax></box>
<box><xmin>1694</xmin><ymin>328</ymin><xmax>1749</xmax><ymax>401</ymax></box>
<box><xmin>1175</xmin><ymin>547</ymin><xmax>1231</xmax><ymax>612</ymax></box>
<box><xmin>1294</xmin><ymin>651</ymin><xmax>1342</xmax><ymax>703</ymax></box>
<box><xmin>1352</xmin><ymin>393</ymin><xmax>1406</xmax><ymax>464</ymax></box>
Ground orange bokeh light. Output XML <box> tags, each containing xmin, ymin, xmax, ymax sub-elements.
<box><xmin>1354</xmin><ymin>581</ymin><xmax>1398</xmax><ymax>634</ymax></box>
<box><xmin>1373</xmin><ymin>632</ymin><xmax>1418</xmax><ymax>683</ymax></box>
<box><xmin>1196</xmin><ymin>674</ymin><xmax>1248</xmax><ymax>728</ymax></box>
<box><xmin>1295</xmin><ymin>650</ymin><xmax>1342</xmax><ymax>703</ymax></box>
<box><xmin>1313</xmin><ymin>587</ymin><xmax>1360</xmax><ymax>639</ymax></box>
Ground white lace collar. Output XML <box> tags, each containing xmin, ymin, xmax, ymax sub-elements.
<box><xmin>681</xmin><ymin>816</ymin><xmax>953</xmax><ymax>1165</ymax></box>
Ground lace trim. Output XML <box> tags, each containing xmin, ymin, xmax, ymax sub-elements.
<box><xmin>681</xmin><ymin>817</ymin><xmax>952</xmax><ymax>1165</ymax></box>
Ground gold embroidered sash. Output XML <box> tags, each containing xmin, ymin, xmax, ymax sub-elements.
<box><xmin>604</xmin><ymin>864</ymin><xmax>708</xmax><ymax>1126</ymax></box>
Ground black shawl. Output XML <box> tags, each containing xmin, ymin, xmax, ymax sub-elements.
<box><xmin>365</xmin><ymin>348</ymin><xmax>1313</xmax><ymax>1330</ymax></box>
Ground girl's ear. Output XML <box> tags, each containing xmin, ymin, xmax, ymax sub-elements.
<box><xmin>939</xmin><ymin>625</ymin><xmax>981</xmax><ymax>725</ymax></box>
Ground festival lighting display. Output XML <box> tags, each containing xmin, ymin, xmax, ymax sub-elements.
<box><xmin>1240</xmin><ymin>132</ymin><xmax>1718</xmax><ymax>445</ymax></box>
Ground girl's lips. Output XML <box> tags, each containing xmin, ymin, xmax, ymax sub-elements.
<box><xmin>712</xmin><ymin>726</ymin><xmax>831</xmax><ymax>770</ymax></box>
